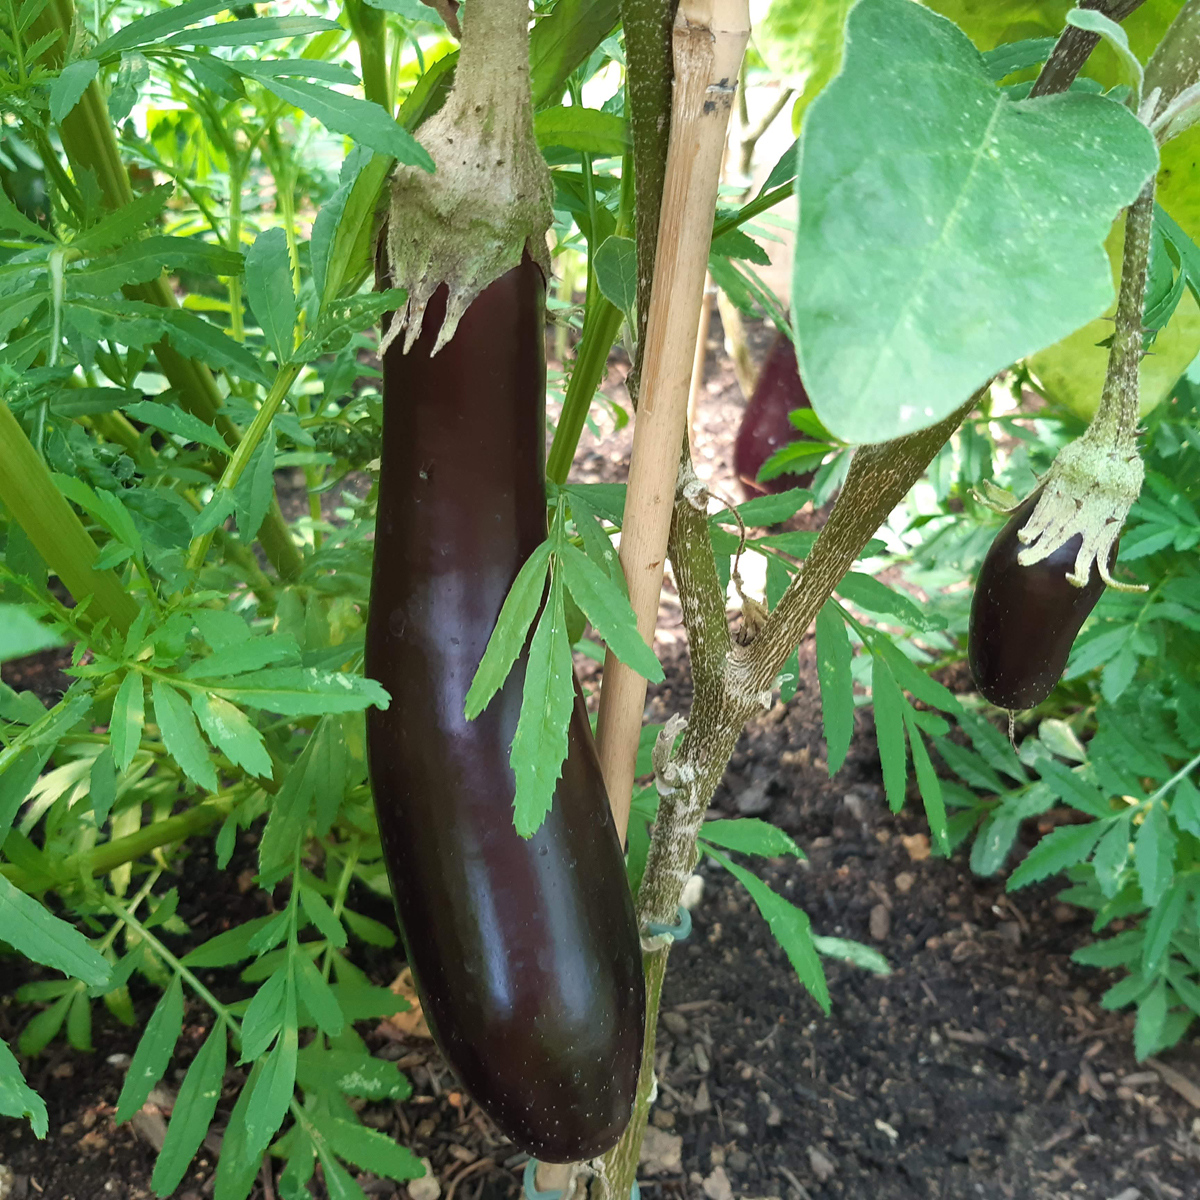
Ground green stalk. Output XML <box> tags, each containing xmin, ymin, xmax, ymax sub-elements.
<box><xmin>0</xmin><ymin>401</ymin><xmax>139</xmax><ymax>635</ymax></box>
<box><xmin>345</xmin><ymin>0</ymin><xmax>391</xmax><ymax>110</ymax></box>
<box><xmin>186</xmin><ymin>364</ymin><xmax>304</xmax><ymax>571</ymax></box>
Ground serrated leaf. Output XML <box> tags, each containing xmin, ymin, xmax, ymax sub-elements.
<box><xmin>109</xmin><ymin>674</ymin><xmax>143</xmax><ymax>777</ymax></box>
<box><xmin>0</xmin><ymin>187</ymin><xmax>54</xmax><ymax>241</ymax></box>
<box><xmin>706</xmin><ymin>847</ymin><xmax>830</xmax><ymax>1014</ymax></box>
<box><xmin>210</xmin><ymin>667</ymin><xmax>388</xmax><ymax>716</ymax></box>
<box><xmin>0</xmin><ymin>1037</ymin><xmax>48</xmax><ymax>1137</ymax></box>
<box><xmin>50</xmin><ymin>59</ymin><xmax>99</xmax><ymax>123</ymax></box>
<box><xmin>165</xmin><ymin>309</ymin><xmax>271</xmax><ymax>386</ymax></box>
<box><xmin>166</xmin><ymin>14</ymin><xmax>340</xmax><ymax>46</ymax></box>
<box><xmin>151</xmin><ymin>1024</ymin><xmax>226</xmax><ymax>1198</ymax></box>
<box><xmin>315</xmin><ymin>1113</ymin><xmax>424</xmax><ymax>1182</ymax></box>
<box><xmin>811</xmin><ymin>935</ymin><xmax>891</xmax><ymax>975</ymax></box>
<box><xmin>870</xmin><ymin>658</ymin><xmax>907</xmax><ymax>812</ymax></box>
<box><xmin>294</xmin><ymin>955</ymin><xmax>344</xmax><ymax>1037</ymax></box>
<box><xmin>872</xmin><ymin>636</ymin><xmax>961</xmax><ymax>715</ymax></box>
<box><xmin>18</xmin><ymin>992</ymin><xmax>72</xmax><ymax>1056</ymax></box>
<box><xmin>904</xmin><ymin>709</ymin><xmax>948</xmax><ymax>855</ymax></box>
<box><xmin>65</xmin><ymin>296</ymin><xmax>168</xmax><ymax>350</ymax></box>
<box><xmin>240</xmin><ymin>968</ymin><xmax>288</xmax><ymax>1063</ymax></box>
<box><xmin>94</xmin><ymin>0</ymin><xmax>235</xmax><ymax>56</ymax></box>
<box><xmin>1172</xmin><ymin>775</ymin><xmax>1200</xmax><ymax>837</ymax></box>
<box><xmin>835</xmin><ymin>572</ymin><xmax>944</xmax><ymax>632</ymax></box>
<box><xmin>511</xmin><ymin>577</ymin><xmax>574</xmax><ymax>838</ymax></box>
<box><xmin>315</xmin><ymin>1146</ymin><xmax>369</xmax><ymax>1200</ymax></box>
<box><xmin>558</xmin><ymin>541</ymin><xmax>661</xmax><ymax>681</ymax></box>
<box><xmin>181</xmin><ymin>915</ymin><xmax>279</xmax><ymax>968</ymax></box>
<box><xmin>245</xmin><ymin>230</ymin><xmax>295</xmax><ymax>365</ymax></box>
<box><xmin>1008</xmin><ymin>821</ymin><xmax>1107</xmax><ymax>891</ymax></box>
<box><xmin>233</xmin><ymin>426</ymin><xmax>276</xmax><ymax>543</ymax></box>
<box><xmin>116</xmin><ymin>975</ymin><xmax>183</xmax><ymax>1123</ymax></box>
<box><xmin>1137</xmin><ymin>799</ymin><xmax>1177</xmax><ymax>907</ymax></box>
<box><xmin>248</xmin><ymin>73</ymin><xmax>433</xmax><ymax>170</ymax></box>
<box><xmin>815</xmin><ymin>602</ymin><xmax>853</xmax><ymax>775</ymax></box>
<box><xmin>1093</xmin><ymin>816</ymin><xmax>1132</xmax><ymax>899</ymax></box>
<box><xmin>1036</xmin><ymin>758</ymin><xmax>1112</xmax><ymax>819</ymax></box>
<box><xmin>72</xmin><ymin>185</ymin><xmax>173</xmax><ymax>256</ymax></box>
<box><xmin>191</xmin><ymin>693</ymin><xmax>272</xmax><ymax>778</ymax></box>
<box><xmin>793</xmin><ymin>0</ymin><xmax>1158</xmax><ymax>443</ymax></box>
<box><xmin>342</xmin><ymin>909</ymin><xmax>396</xmax><ymax>948</ymax></box>
<box><xmin>464</xmin><ymin>540</ymin><xmax>551</xmax><ymax>720</ymax></box>
<box><xmin>151</xmin><ymin>680</ymin><xmax>217</xmax><ymax>791</ymax></box>
<box><xmin>1142</xmin><ymin>880</ymin><xmax>1187</xmax><ymax>977</ymax></box>
<box><xmin>89</xmin><ymin>746</ymin><xmax>117</xmax><ymax>827</ymax></box>
<box><xmin>295</xmin><ymin>1046</ymin><xmax>410</xmax><ymax>1101</ymax></box>
<box><xmin>699</xmin><ymin>819</ymin><xmax>803</xmax><ymax>859</ymax></box>
<box><xmin>1134</xmin><ymin>980</ymin><xmax>1168</xmax><ymax>1062</ymax></box>
<box><xmin>212</xmin><ymin>1058</ymin><xmax>265</xmax><ymax>1200</ymax></box>
<box><xmin>123</xmin><ymin>400</ymin><xmax>228</xmax><ymax>452</ymax></box>
<box><xmin>243</xmin><ymin>991</ymin><xmax>298</xmax><ymax>1159</ymax></box>
<box><xmin>299</xmin><ymin>887</ymin><xmax>347</xmax><ymax>948</ymax></box>
<box><xmin>73</xmin><ymin>236</ymin><xmax>243</xmax><ymax>295</ymax></box>
<box><xmin>183</xmin><ymin>633</ymin><xmax>300</xmax><ymax>679</ymax></box>
<box><xmin>0</xmin><ymin>874</ymin><xmax>110</xmax><ymax>986</ymax></box>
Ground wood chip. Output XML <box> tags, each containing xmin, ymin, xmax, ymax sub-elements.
<box><xmin>1044</xmin><ymin>1069</ymin><xmax>1069</xmax><ymax>1102</ymax></box>
<box><xmin>1037</xmin><ymin>1122</ymin><xmax>1079</xmax><ymax>1152</ymax></box>
<box><xmin>384</xmin><ymin>968</ymin><xmax>432</xmax><ymax>1039</ymax></box>
<box><xmin>1146</xmin><ymin>1059</ymin><xmax>1200</xmax><ymax>1109</ymax></box>
<box><xmin>945</xmin><ymin>1028</ymin><xmax>989</xmax><ymax>1045</ymax></box>
<box><xmin>1079</xmin><ymin>1059</ymin><xmax>1107</xmax><ymax>1102</ymax></box>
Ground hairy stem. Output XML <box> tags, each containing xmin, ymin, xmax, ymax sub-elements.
<box><xmin>1030</xmin><ymin>0</ymin><xmax>1148</xmax><ymax>97</ymax></box>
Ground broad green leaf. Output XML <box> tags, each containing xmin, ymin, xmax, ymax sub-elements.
<box><xmin>181</xmin><ymin>914</ymin><xmax>279</xmax><ymax>968</ymax></box>
<box><xmin>0</xmin><ymin>874</ymin><xmax>110</xmax><ymax>986</ymax></box>
<box><xmin>1136</xmin><ymin>799</ymin><xmax>1177</xmax><ymax>907</ymax></box>
<box><xmin>233</xmin><ymin>427</ymin><xmax>276</xmax><ymax>543</ymax></box>
<box><xmin>1093</xmin><ymin>816</ymin><xmax>1132</xmax><ymax>898</ymax></box>
<box><xmin>165</xmin><ymin>309</ymin><xmax>271</xmax><ymax>386</ymax></box>
<box><xmin>245</xmin><ymin>229</ymin><xmax>295</xmax><ymax>365</ymax></box>
<box><xmin>1142</xmin><ymin>880</ymin><xmax>1187</xmax><ymax>976</ymax></box>
<box><xmin>123</xmin><ymin>400</ymin><xmax>228</xmax><ymax>452</ymax></box>
<box><xmin>699</xmin><ymin>820</ymin><xmax>803</xmax><ymax>859</ymax></box>
<box><xmin>904</xmin><ymin>710</ymin><xmax>948</xmax><ymax>855</ymax></box>
<box><xmin>835</xmin><ymin>572</ymin><xmax>944</xmax><ymax>632</ymax></box>
<box><xmin>212</xmin><ymin>1059</ymin><xmax>265</xmax><ymax>1200</ymax></box>
<box><xmin>116</xmin><ymin>975</ymin><xmax>183</xmax><ymax>1123</ymax></box>
<box><xmin>815</xmin><ymin>602</ymin><xmax>853</xmax><ymax>775</ymax></box>
<box><xmin>243</xmin><ymin>989</ymin><xmax>298</xmax><ymax>1158</ymax></box>
<box><xmin>191</xmin><ymin>693</ymin><xmax>272</xmax><ymax>778</ymax></box>
<box><xmin>706</xmin><ymin>847</ymin><xmax>830</xmax><ymax>1014</ymax></box>
<box><xmin>298</xmin><ymin>886</ymin><xmax>347</xmax><ymax>948</ymax></box>
<box><xmin>0</xmin><ymin>1037</ymin><xmax>48</xmax><ymax>1137</ymax></box>
<box><xmin>314</xmin><ymin>1113</ymin><xmax>424</xmax><ymax>1182</ymax></box>
<box><xmin>534</xmin><ymin>106</ymin><xmax>627</xmax><ymax>155</ymax></box>
<box><xmin>870</xmin><ymin>658</ymin><xmax>907</xmax><ymax>812</ymax></box>
<box><xmin>151</xmin><ymin>1024</ymin><xmax>226</xmax><ymax>1198</ymax></box>
<box><xmin>558</xmin><ymin>542</ymin><xmax>662</xmax><ymax>681</ymax></box>
<box><xmin>342</xmin><ymin>909</ymin><xmax>396</xmax><ymax>948</ymax></box>
<box><xmin>1008</xmin><ymin>820</ymin><xmax>1107</xmax><ymax>890</ymax></box>
<box><xmin>1036</xmin><ymin>759</ymin><xmax>1113</xmax><ymax>819</ymax></box>
<box><xmin>511</xmin><ymin>576</ymin><xmax>574</xmax><ymax>838</ymax></box>
<box><xmin>529</xmin><ymin>0</ymin><xmax>620</xmax><ymax>108</ymax></box>
<box><xmin>1171</xmin><ymin>775</ymin><xmax>1200</xmax><ymax>838</ymax></box>
<box><xmin>248</xmin><ymin>73</ymin><xmax>433</xmax><ymax>170</ymax></box>
<box><xmin>811</xmin><ymin>935</ymin><xmax>892</xmax><ymax>975</ymax></box>
<box><xmin>210</xmin><ymin>667</ymin><xmax>389</xmax><ymax>716</ymax></box>
<box><xmin>50</xmin><ymin>59</ymin><xmax>99</xmax><ymax>122</ymax></box>
<box><xmin>89</xmin><ymin>746</ymin><xmax>117</xmax><ymax>827</ymax></box>
<box><xmin>793</xmin><ymin>0</ymin><xmax>1158</xmax><ymax>443</ymax></box>
<box><xmin>152</xmin><ymin>680</ymin><xmax>218</xmax><ymax>791</ymax></box>
<box><xmin>165</xmin><ymin>15</ymin><xmax>340</xmax><ymax>46</ymax></box>
<box><xmin>93</xmin><ymin>0</ymin><xmax>237</xmax><ymax>56</ymax></box>
<box><xmin>1134</xmin><ymin>979</ymin><xmax>1168</xmax><ymax>1061</ymax></box>
<box><xmin>464</xmin><ymin>540</ymin><xmax>552</xmax><ymax>720</ymax></box>
<box><xmin>240</xmin><ymin>968</ymin><xmax>288</xmax><ymax>1063</ymax></box>
<box><xmin>295</xmin><ymin>955</ymin><xmax>344</xmax><ymax>1037</ymax></box>
<box><xmin>592</xmin><ymin>236</ymin><xmax>637</xmax><ymax>319</ymax></box>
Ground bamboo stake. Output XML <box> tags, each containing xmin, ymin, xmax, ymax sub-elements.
<box><xmin>595</xmin><ymin>0</ymin><xmax>750</xmax><ymax>841</ymax></box>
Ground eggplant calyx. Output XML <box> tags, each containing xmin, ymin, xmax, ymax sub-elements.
<box><xmin>1014</xmin><ymin>435</ymin><xmax>1146</xmax><ymax>592</ymax></box>
<box><xmin>380</xmin><ymin>0</ymin><xmax>552</xmax><ymax>357</ymax></box>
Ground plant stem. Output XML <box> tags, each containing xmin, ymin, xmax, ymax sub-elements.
<box><xmin>0</xmin><ymin>401</ymin><xmax>139</xmax><ymax>635</ymax></box>
<box><xmin>105</xmin><ymin>894</ymin><xmax>242</xmax><ymax>1033</ymax></box>
<box><xmin>1030</xmin><ymin>0</ymin><xmax>1148</xmax><ymax>97</ymax></box>
<box><xmin>1087</xmin><ymin>179</ymin><xmax>1155</xmax><ymax>450</ymax></box>
<box><xmin>346</xmin><ymin>0</ymin><xmax>392</xmax><ymax>110</ymax></box>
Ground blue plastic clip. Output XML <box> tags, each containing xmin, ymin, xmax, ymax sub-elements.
<box><xmin>645</xmin><ymin>905</ymin><xmax>692</xmax><ymax>943</ymax></box>
<box><xmin>522</xmin><ymin>1160</ymin><xmax>640</xmax><ymax>1200</ymax></box>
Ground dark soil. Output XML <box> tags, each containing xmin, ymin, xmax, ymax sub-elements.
<box><xmin>3</xmin><ymin>321</ymin><xmax>1200</xmax><ymax>1200</ymax></box>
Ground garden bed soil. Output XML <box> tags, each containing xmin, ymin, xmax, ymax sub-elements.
<box><xmin>3</xmin><ymin>323</ymin><xmax>1200</xmax><ymax>1200</ymax></box>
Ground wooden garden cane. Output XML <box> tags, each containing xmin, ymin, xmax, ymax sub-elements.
<box><xmin>595</xmin><ymin>0</ymin><xmax>751</xmax><ymax>842</ymax></box>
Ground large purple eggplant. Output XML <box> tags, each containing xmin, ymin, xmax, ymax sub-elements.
<box><xmin>365</xmin><ymin>258</ymin><xmax>645</xmax><ymax>1162</ymax></box>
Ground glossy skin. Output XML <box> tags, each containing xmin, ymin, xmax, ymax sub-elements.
<box><xmin>365</xmin><ymin>259</ymin><xmax>645</xmax><ymax>1163</ymax></box>
<box><xmin>734</xmin><ymin>332</ymin><xmax>816</xmax><ymax>500</ymax></box>
<box><xmin>968</xmin><ymin>491</ymin><xmax>1113</xmax><ymax>710</ymax></box>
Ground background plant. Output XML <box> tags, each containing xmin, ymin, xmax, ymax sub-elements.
<box><xmin>1</xmin><ymin>1</ymin><xmax>1199</xmax><ymax>1198</ymax></box>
